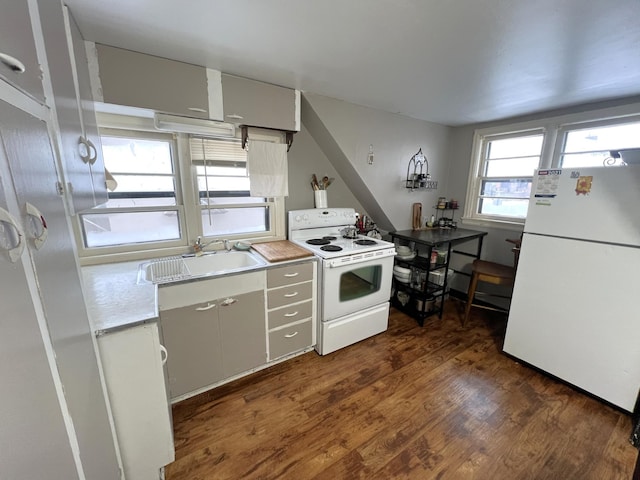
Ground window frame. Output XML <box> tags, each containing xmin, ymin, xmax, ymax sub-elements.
<box><xmin>75</xmin><ymin>114</ymin><xmax>286</xmax><ymax>264</ymax></box>
<box><xmin>75</xmin><ymin>128</ymin><xmax>187</xmax><ymax>258</ymax></box>
<box><xmin>189</xmin><ymin>136</ymin><xmax>277</xmax><ymax>240</ymax></box>
<box><xmin>464</xmin><ymin>126</ymin><xmax>548</xmax><ymax>227</ymax></box>
<box><xmin>463</xmin><ymin>102</ymin><xmax>640</xmax><ymax>230</ymax></box>
<box><xmin>554</xmin><ymin>114</ymin><xmax>640</xmax><ymax>169</ymax></box>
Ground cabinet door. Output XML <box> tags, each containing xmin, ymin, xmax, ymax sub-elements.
<box><xmin>96</xmin><ymin>44</ymin><xmax>209</xmax><ymax>118</ymax></box>
<box><xmin>0</xmin><ymin>1</ymin><xmax>44</xmax><ymax>102</ymax></box>
<box><xmin>97</xmin><ymin>323</ymin><xmax>174</xmax><ymax>479</ymax></box>
<box><xmin>65</xmin><ymin>7</ymin><xmax>108</xmax><ymax>207</ymax></box>
<box><xmin>222</xmin><ymin>74</ymin><xmax>298</xmax><ymax>131</ymax></box>
<box><xmin>161</xmin><ymin>302</ymin><xmax>224</xmax><ymax>398</ymax></box>
<box><xmin>218</xmin><ymin>290</ymin><xmax>266</xmax><ymax>377</ymax></box>
<box><xmin>0</xmin><ymin>99</ymin><xmax>120</xmax><ymax>480</ymax></box>
<box><xmin>37</xmin><ymin>0</ymin><xmax>105</xmax><ymax>213</ymax></box>
<box><xmin>0</xmin><ymin>107</ymin><xmax>78</xmax><ymax>479</ymax></box>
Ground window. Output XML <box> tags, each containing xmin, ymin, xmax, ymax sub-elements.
<box><xmin>465</xmin><ymin>106</ymin><xmax>640</xmax><ymax>227</ymax></box>
<box><xmin>559</xmin><ymin>120</ymin><xmax>640</xmax><ymax>168</ymax></box>
<box><xmin>190</xmin><ymin>137</ymin><xmax>275</xmax><ymax>238</ymax></box>
<box><xmin>78</xmin><ymin>130</ymin><xmax>184</xmax><ymax>250</ymax></box>
<box><xmin>467</xmin><ymin>130</ymin><xmax>544</xmax><ymax>222</ymax></box>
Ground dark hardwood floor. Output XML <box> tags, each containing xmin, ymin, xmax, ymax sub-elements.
<box><xmin>166</xmin><ymin>301</ymin><xmax>637</xmax><ymax>479</ymax></box>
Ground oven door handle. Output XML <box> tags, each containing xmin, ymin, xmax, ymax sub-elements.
<box><xmin>325</xmin><ymin>248</ymin><xmax>396</xmax><ymax>268</ymax></box>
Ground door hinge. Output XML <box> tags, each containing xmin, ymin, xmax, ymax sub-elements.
<box><xmin>55</xmin><ymin>181</ymin><xmax>65</xmax><ymax>196</ymax></box>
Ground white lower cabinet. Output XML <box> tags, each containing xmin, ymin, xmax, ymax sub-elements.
<box><xmin>159</xmin><ymin>300</ymin><xmax>225</xmax><ymax>399</ymax></box>
<box><xmin>266</xmin><ymin>262</ymin><xmax>316</xmax><ymax>361</ymax></box>
<box><xmin>157</xmin><ymin>263</ymin><xmax>315</xmax><ymax>401</ymax></box>
<box><xmin>160</xmin><ymin>290</ymin><xmax>266</xmax><ymax>399</ymax></box>
<box><xmin>158</xmin><ymin>271</ymin><xmax>267</xmax><ymax>401</ymax></box>
<box><xmin>97</xmin><ymin>323</ymin><xmax>174</xmax><ymax>480</ymax></box>
<box><xmin>219</xmin><ymin>290</ymin><xmax>267</xmax><ymax>377</ymax></box>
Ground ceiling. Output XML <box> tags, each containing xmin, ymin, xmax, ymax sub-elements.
<box><xmin>64</xmin><ymin>0</ymin><xmax>640</xmax><ymax>127</ymax></box>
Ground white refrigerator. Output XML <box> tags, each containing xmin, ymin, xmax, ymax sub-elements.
<box><xmin>503</xmin><ymin>166</ymin><xmax>640</xmax><ymax>412</ymax></box>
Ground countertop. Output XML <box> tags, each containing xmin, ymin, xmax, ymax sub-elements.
<box><xmin>82</xmin><ymin>260</ymin><xmax>158</xmax><ymax>336</ymax></box>
<box><xmin>390</xmin><ymin>228</ymin><xmax>488</xmax><ymax>246</ymax></box>
<box><xmin>82</xmin><ymin>253</ymin><xmax>318</xmax><ymax>336</ymax></box>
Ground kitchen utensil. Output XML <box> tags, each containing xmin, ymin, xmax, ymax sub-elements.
<box><xmin>250</xmin><ymin>240</ymin><xmax>313</xmax><ymax>262</ymax></box>
<box><xmin>340</xmin><ymin>226</ymin><xmax>358</xmax><ymax>239</ymax></box>
<box><xmin>412</xmin><ymin>203</ymin><xmax>422</xmax><ymax>230</ymax></box>
<box><xmin>311</xmin><ymin>174</ymin><xmax>320</xmax><ymax>190</ymax></box>
<box><xmin>322</xmin><ymin>176</ymin><xmax>329</xmax><ymax>189</ymax></box>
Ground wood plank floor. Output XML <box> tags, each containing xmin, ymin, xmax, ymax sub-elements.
<box><xmin>166</xmin><ymin>301</ymin><xmax>637</xmax><ymax>479</ymax></box>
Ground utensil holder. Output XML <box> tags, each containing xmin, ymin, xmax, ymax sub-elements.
<box><xmin>314</xmin><ymin>190</ymin><xmax>328</xmax><ymax>208</ymax></box>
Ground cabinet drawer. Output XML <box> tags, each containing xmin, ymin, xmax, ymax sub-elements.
<box><xmin>267</xmin><ymin>262</ymin><xmax>313</xmax><ymax>288</ymax></box>
<box><xmin>269</xmin><ymin>320</ymin><xmax>312</xmax><ymax>360</ymax></box>
<box><xmin>267</xmin><ymin>281</ymin><xmax>312</xmax><ymax>309</ymax></box>
<box><xmin>268</xmin><ymin>300</ymin><xmax>312</xmax><ymax>330</ymax></box>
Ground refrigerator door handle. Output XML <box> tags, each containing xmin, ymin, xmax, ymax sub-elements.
<box><xmin>0</xmin><ymin>207</ymin><xmax>25</xmax><ymax>263</ymax></box>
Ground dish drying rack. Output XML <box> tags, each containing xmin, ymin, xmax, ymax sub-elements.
<box><xmin>146</xmin><ymin>256</ymin><xmax>191</xmax><ymax>284</ymax></box>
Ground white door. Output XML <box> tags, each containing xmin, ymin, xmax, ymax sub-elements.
<box><xmin>504</xmin><ymin>233</ymin><xmax>640</xmax><ymax>411</ymax></box>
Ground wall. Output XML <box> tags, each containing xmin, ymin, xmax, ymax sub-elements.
<box><xmin>301</xmin><ymin>93</ymin><xmax>452</xmax><ymax>233</ymax></box>
<box><xmin>285</xmin><ymin>125</ymin><xmax>364</xmax><ymax>214</ymax></box>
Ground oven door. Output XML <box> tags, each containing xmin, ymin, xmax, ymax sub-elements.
<box><xmin>321</xmin><ymin>250</ymin><xmax>395</xmax><ymax>321</ymax></box>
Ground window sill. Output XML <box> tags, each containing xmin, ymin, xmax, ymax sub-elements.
<box><xmin>460</xmin><ymin>216</ymin><xmax>524</xmax><ymax>232</ymax></box>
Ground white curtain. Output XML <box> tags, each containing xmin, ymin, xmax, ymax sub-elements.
<box><xmin>247</xmin><ymin>139</ymin><xmax>289</xmax><ymax>197</ymax></box>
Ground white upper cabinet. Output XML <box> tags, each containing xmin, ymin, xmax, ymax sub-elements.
<box><xmin>0</xmin><ymin>2</ymin><xmax>45</xmax><ymax>102</ymax></box>
<box><xmin>222</xmin><ymin>73</ymin><xmax>300</xmax><ymax>131</ymax></box>
<box><xmin>95</xmin><ymin>44</ymin><xmax>210</xmax><ymax>119</ymax></box>
<box><xmin>91</xmin><ymin>45</ymin><xmax>300</xmax><ymax>131</ymax></box>
<box><xmin>37</xmin><ymin>2</ymin><xmax>108</xmax><ymax>214</ymax></box>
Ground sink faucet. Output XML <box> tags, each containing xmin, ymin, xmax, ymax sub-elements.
<box><xmin>193</xmin><ymin>236</ymin><xmax>232</xmax><ymax>254</ymax></box>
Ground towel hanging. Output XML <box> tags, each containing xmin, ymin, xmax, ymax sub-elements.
<box><xmin>247</xmin><ymin>139</ymin><xmax>289</xmax><ymax>197</ymax></box>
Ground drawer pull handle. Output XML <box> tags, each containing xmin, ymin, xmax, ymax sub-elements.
<box><xmin>284</xmin><ymin>292</ymin><xmax>298</xmax><ymax>298</ymax></box>
<box><xmin>195</xmin><ymin>303</ymin><xmax>216</xmax><ymax>311</ymax></box>
<box><xmin>284</xmin><ymin>331</ymin><xmax>298</xmax><ymax>338</ymax></box>
<box><xmin>284</xmin><ymin>272</ymin><xmax>299</xmax><ymax>277</ymax></box>
<box><xmin>284</xmin><ymin>311</ymin><xmax>299</xmax><ymax>317</ymax></box>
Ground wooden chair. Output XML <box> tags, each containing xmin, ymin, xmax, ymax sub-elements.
<box><xmin>462</xmin><ymin>237</ymin><xmax>522</xmax><ymax>326</ymax></box>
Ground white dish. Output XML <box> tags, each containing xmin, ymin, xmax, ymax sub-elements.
<box><xmin>234</xmin><ymin>241</ymin><xmax>252</xmax><ymax>251</ymax></box>
<box><xmin>393</xmin><ymin>265</ymin><xmax>411</xmax><ymax>275</ymax></box>
<box><xmin>395</xmin><ymin>252</ymin><xmax>416</xmax><ymax>261</ymax></box>
<box><xmin>396</xmin><ymin>246</ymin><xmax>412</xmax><ymax>255</ymax></box>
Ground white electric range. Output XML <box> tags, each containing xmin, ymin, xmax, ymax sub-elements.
<box><xmin>288</xmin><ymin>208</ymin><xmax>396</xmax><ymax>355</ymax></box>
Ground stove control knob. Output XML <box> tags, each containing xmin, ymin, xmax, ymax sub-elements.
<box><xmin>303</xmin><ymin>214</ymin><xmax>309</xmax><ymax>221</ymax></box>
<box><xmin>294</xmin><ymin>215</ymin><xmax>301</xmax><ymax>222</ymax></box>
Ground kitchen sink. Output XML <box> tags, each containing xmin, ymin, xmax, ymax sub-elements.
<box><xmin>182</xmin><ymin>251</ymin><xmax>266</xmax><ymax>277</ymax></box>
<box><xmin>138</xmin><ymin>251</ymin><xmax>267</xmax><ymax>284</ymax></box>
